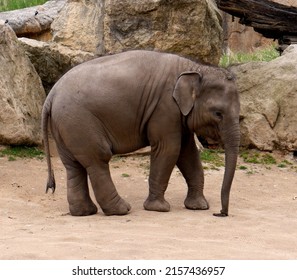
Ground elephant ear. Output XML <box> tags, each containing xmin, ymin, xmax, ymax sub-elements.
<box><xmin>173</xmin><ymin>71</ymin><xmax>202</xmax><ymax>116</ymax></box>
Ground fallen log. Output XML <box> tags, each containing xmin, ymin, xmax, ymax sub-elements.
<box><xmin>216</xmin><ymin>0</ymin><xmax>297</xmax><ymax>44</ymax></box>
<box><xmin>0</xmin><ymin>0</ymin><xmax>66</xmax><ymax>39</ymax></box>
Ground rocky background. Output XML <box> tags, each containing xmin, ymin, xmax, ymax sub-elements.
<box><xmin>223</xmin><ymin>0</ymin><xmax>297</xmax><ymax>53</ymax></box>
<box><xmin>0</xmin><ymin>0</ymin><xmax>296</xmax><ymax>152</ymax></box>
<box><xmin>231</xmin><ymin>45</ymin><xmax>297</xmax><ymax>151</ymax></box>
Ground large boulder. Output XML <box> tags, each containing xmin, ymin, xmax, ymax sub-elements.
<box><xmin>19</xmin><ymin>37</ymin><xmax>94</xmax><ymax>92</ymax></box>
<box><xmin>103</xmin><ymin>0</ymin><xmax>222</xmax><ymax>64</ymax></box>
<box><xmin>51</xmin><ymin>0</ymin><xmax>223</xmax><ymax>64</ymax></box>
<box><xmin>231</xmin><ymin>45</ymin><xmax>297</xmax><ymax>151</ymax></box>
<box><xmin>0</xmin><ymin>23</ymin><xmax>46</xmax><ymax>145</ymax></box>
<box><xmin>51</xmin><ymin>0</ymin><xmax>103</xmax><ymax>54</ymax></box>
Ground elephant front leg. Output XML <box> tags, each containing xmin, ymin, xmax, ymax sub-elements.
<box><xmin>177</xmin><ymin>135</ymin><xmax>209</xmax><ymax>211</ymax></box>
<box><xmin>144</xmin><ymin>147</ymin><xmax>179</xmax><ymax>212</ymax></box>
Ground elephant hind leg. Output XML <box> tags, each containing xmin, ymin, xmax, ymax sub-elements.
<box><xmin>87</xmin><ymin>162</ymin><xmax>131</xmax><ymax>216</ymax></box>
<box><xmin>58</xmin><ymin>149</ymin><xmax>98</xmax><ymax>216</ymax></box>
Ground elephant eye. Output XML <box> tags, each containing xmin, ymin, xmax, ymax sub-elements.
<box><xmin>214</xmin><ymin>111</ymin><xmax>223</xmax><ymax>120</ymax></box>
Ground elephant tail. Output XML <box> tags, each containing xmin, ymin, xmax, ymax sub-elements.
<box><xmin>42</xmin><ymin>97</ymin><xmax>56</xmax><ymax>193</ymax></box>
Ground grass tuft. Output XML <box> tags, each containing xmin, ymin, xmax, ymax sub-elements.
<box><xmin>0</xmin><ymin>146</ymin><xmax>44</xmax><ymax>160</ymax></box>
<box><xmin>0</xmin><ymin>0</ymin><xmax>48</xmax><ymax>12</ymax></box>
<box><xmin>240</xmin><ymin>150</ymin><xmax>277</xmax><ymax>165</ymax></box>
<box><xmin>200</xmin><ymin>149</ymin><xmax>225</xmax><ymax>169</ymax></box>
<box><xmin>219</xmin><ymin>45</ymin><xmax>279</xmax><ymax>68</ymax></box>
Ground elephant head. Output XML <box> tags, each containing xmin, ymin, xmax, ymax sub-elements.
<box><xmin>173</xmin><ymin>70</ymin><xmax>240</xmax><ymax>217</ymax></box>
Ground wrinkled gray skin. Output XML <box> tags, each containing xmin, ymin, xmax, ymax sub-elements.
<box><xmin>42</xmin><ymin>50</ymin><xmax>240</xmax><ymax>217</ymax></box>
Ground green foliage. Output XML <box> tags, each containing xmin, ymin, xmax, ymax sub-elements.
<box><xmin>0</xmin><ymin>146</ymin><xmax>44</xmax><ymax>160</ymax></box>
<box><xmin>219</xmin><ymin>45</ymin><xmax>279</xmax><ymax>68</ymax></box>
<box><xmin>0</xmin><ymin>0</ymin><xmax>47</xmax><ymax>12</ymax></box>
<box><xmin>261</xmin><ymin>154</ymin><xmax>277</xmax><ymax>165</ymax></box>
<box><xmin>240</xmin><ymin>150</ymin><xmax>276</xmax><ymax>165</ymax></box>
<box><xmin>277</xmin><ymin>160</ymin><xmax>293</xmax><ymax>168</ymax></box>
<box><xmin>200</xmin><ymin>149</ymin><xmax>224</xmax><ymax>169</ymax></box>
<box><xmin>238</xmin><ymin>149</ymin><xmax>297</xmax><ymax>174</ymax></box>
<box><xmin>111</xmin><ymin>155</ymin><xmax>125</xmax><ymax>162</ymax></box>
<box><xmin>239</xmin><ymin>165</ymin><xmax>248</xmax><ymax>170</ymax></box>
<box><xmin>277</xmin><ymin>163</ymin><xmax>287</xmax><ymax>168</ymax></box>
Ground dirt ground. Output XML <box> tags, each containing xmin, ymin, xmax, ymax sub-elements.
<box><xmin>1</xmin><ymin>146</ymin><xmax>297</xmax><ymax>260</ymax></box>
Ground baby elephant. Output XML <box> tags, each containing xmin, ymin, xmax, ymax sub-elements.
<box><xmin>42</xmin><ymin>50</ymin><xmax>240</xmax><ymax>217</ymax></box>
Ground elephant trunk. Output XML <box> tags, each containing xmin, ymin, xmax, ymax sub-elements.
<box><xmin>214</xmin><ymin>122</ymin><xmax>240</xmax><ymax>217</ymax></box>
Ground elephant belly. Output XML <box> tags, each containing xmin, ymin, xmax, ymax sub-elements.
<box><xmin>51</xmin><ymin>101</ymin><xmax>149</xmax><ymax>160</ymax></box>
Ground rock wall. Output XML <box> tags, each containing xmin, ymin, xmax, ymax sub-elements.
<box><xmin>222</xmin><ymin>14</ymin><xmax>272</xmax><ymax>53</ymax></box>
<box><xmin>222</xmin><ymin>0</ymin><xmax>297</xmax><ymax>53</ymax></box>
<box><xmin>51</xmin><ymin>0</ymin><xmax>223</xmax><ymax>64</ymax></box>
<box><xmin>19</xmin><ymin>37</ymin><xmax>95</xmax><ymax>92</ymax></box>
<box><xmin>103</xmin><ymin>0</ymin><xmax>222</xmax><ymax>63</ymax></box>
<box><xmin>18</xmin><ymin>0</ymin><xmax>223</xmax><ymax>91</ymax></box>
<box><xmin>51</xmin><ymin>0</ymin><xmax>103</xmax><ymax>54</ymax></box>
<box><xmin>0</xmin><ymin>23</ymin><xmax>46</xmax><ymax>145</ymax></box>
<box><xmin>231</xmin><ymin>45</ymin><xmax>297</xmax><ymax>151</ymax></box>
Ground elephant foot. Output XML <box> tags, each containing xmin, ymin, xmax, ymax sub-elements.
<box><xmin>69</xmin><ymin>202</ymin><xmax>98</xmax><ymax>216</ymax></box>
<box><xmin>184</xmin><ymin>195</ymin><xmax>209</xmax><ymax>210</ymax></box>
<box><xmin>102</xmin><ymin>198</ymin><xmax>131</xmax><ymax>216</ymax></box>
<box><xmin>143</xmin><ymin>198</ymin><xmax>170</xmax><ymax>212</ymax></box>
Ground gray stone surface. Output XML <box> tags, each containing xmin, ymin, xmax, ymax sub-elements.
<box><xmin>0</xmin><ymin>24</ymin><xmax>46</xmax><ymax>145</ymax></box>
<box><xmin>231</xmin><ymin>45</ymin><xmax>297</xmax><ymax>151</ymax></box>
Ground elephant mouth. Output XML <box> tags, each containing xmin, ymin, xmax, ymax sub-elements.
<box><xmin>196</xmin><ymin>127</ymin><xmax>222</xmax><ymax>148</ymax></box>
<box><xmin>197</xmin><ymin>135</ymin><xmax>222</xmax><ymax>149</ymax></box>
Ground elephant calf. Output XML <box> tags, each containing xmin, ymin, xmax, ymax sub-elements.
<box><xmin>42</xmin><ymin>50</ymin><xmax>240</xmax><ymax>217</ymax></box>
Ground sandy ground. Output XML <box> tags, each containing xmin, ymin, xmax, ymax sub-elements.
<box><xmin>1</xmin><ymin>147</ymin><xmax>297</xmax><ymax>260</ymax></box>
